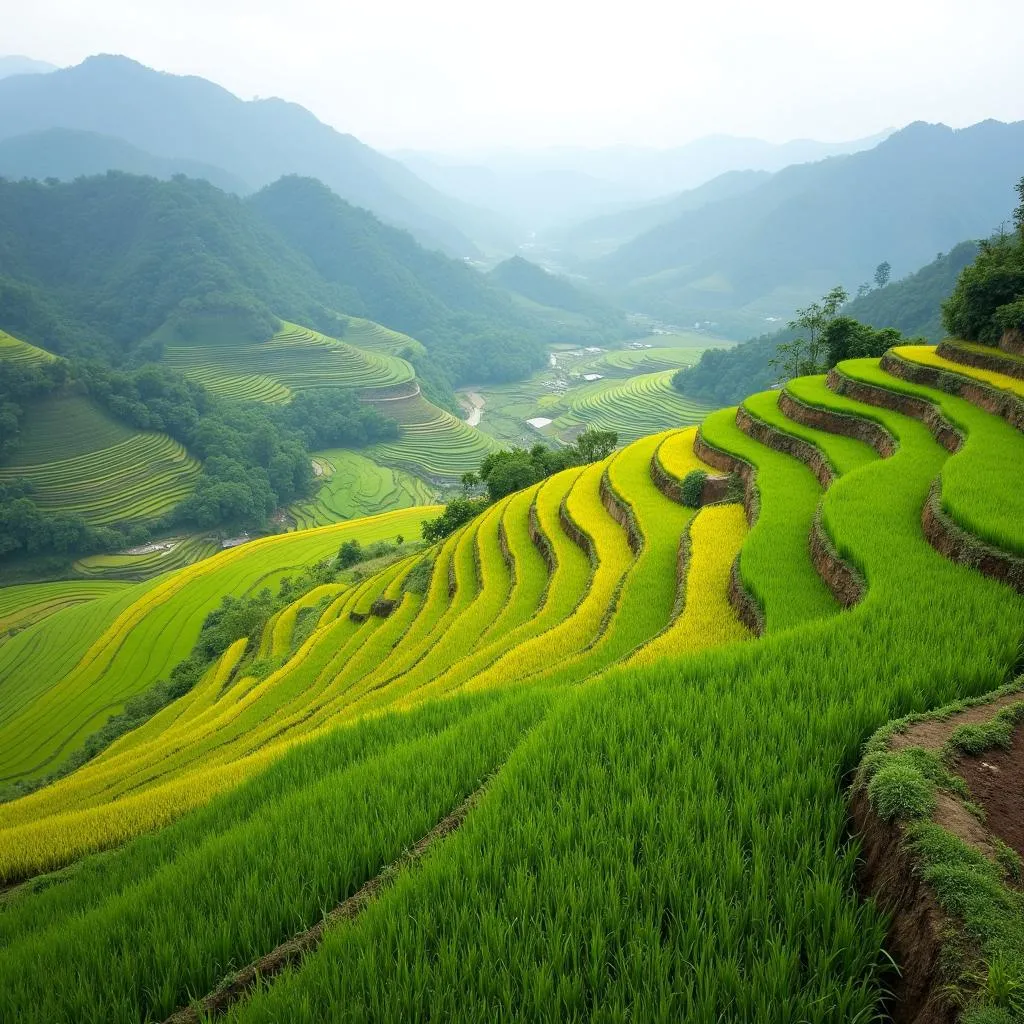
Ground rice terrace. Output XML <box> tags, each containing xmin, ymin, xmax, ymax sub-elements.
<box><xmin>1</xmin><ymin>27</ymin><xmax>1024</xmax><ymax>1024</ymax></box>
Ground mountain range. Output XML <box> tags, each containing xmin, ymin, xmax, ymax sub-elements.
<box><xmin>579</xmin><ymin>119</ymin><xmax>1024</xmax><ymax>336</ymax></box>
<box><xmin>395</xmin><ymin>131</ymin><xmax>892</xmax><ymax>232</ymax></box>
<box><xmin>0</xmin><ymin>55</ymin><xmax>506</xmax><ymax>256</ymax></box>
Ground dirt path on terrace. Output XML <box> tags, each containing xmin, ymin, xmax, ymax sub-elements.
<box><xmin>459</xmin><ymin>391</ymin><xmax>484</xmax><ymax>427</ymax></box>
<box><xmin>162</xmin><ymin>784</ymin><xmax>487</xmax><ymax>1024</ymax></box>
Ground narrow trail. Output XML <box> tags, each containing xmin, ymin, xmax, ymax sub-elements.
<box><xmin>161</xmin><ymin>782</ymin><xmax>490</xmax><ymax>1024</ymax></box>
<box><xmin>459</xmin><ymin>391</ymin><xmax>484</xmax><ymax>427</ymax></box>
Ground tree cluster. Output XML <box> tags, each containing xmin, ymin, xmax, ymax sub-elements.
<box><xmin>421</xmin><ymin>429</ymin><xmax>618</xmax><ymax>542</ymax></box>
<box><xmin>942</xmin><ymin>178</ymin><xmax>1024</xmax><ymax>345</ymax></box>
<box><xmin>0</xmin><ymin>356</ymin><xmax>401</xmax><ymax>562</ymax></box>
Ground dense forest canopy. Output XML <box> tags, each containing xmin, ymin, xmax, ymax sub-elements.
<box><xmin>0</xmin><ymin>172</ymin><xmax>622</xmax><ymax>393</ymax></box>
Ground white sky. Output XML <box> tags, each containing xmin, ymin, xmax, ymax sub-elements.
<box><xmin>5</xmin><ymin>0</ymin><xmax>1024</xmax><ymax>151</ymax></box>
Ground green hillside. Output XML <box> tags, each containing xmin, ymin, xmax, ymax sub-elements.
<box><xmin>0</xmin><ymin>338</ymin><xmax>1021</xmax><ymax>1022</ymax></box>
<box><xmin>0</xmin><ymin>54</ymin><xmax>494</xmax><ymax>255</ymax></box>
<box><xmin>488</xmin><ymin>255</ymin><xmax>625</xmax><ymax>324</ymax></box>
<box><xmin>844</xmin><ymin>240</ymin><xmax>982</xmax><ymax>340</ymax></box>
<box><xmin>161</xmin><ymin>320</ymin><xmax>415</xmax><ymax>403</ymax></box>
<box><xmin>0</xmin><ymin>393</ymin><xmax>201</xmax><ymax>524</ymax></box>
<box><xmin>589</xmin><ymin>120</ymin><xmax>1024</xmax><ymax>334</ymax></box>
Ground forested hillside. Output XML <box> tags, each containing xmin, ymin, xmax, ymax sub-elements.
<box><xmin>489</xmin><ymin>255</ymin><xmax>626</xmax><ymax>325</ymax></box>
<box><xmin>844</xmin><ymin>241</ymin><xmax>981</xmax><ymax>341</ymax></box>
<box><xmin>0</xmin><ymin>55</ymin><xmax>500</xmax><ymax>255</ymax></box>
<box><xmin>0</xmin><ymin>173</ymin><xmax>620</xmax><ymax>388</ymax></box>
<box><xmin>590</xmin><ymin>120</ymin><xmax>1024</xmax><ymax>334</ymax></box>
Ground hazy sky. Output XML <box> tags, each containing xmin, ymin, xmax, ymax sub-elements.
<box><xmin>6</xmin><ymin>0</ymin><xmax>1024</xmax><ymax>152</ymax></box>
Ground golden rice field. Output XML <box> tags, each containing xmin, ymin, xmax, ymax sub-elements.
<box><xmin>1</xmin><ymin>343</ymin><xmax>1023</xmax><ymax>1024</ymax></box>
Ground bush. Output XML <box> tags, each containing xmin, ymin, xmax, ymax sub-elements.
<box><xmin>680</xmin><ymin>470</ymin><xmax>707</xmax><ymax>508</ymax></box>
<box><xmin>868</xmin><ymin>762</ymin><xmax>936</xmax><ymax>821</ymax></box>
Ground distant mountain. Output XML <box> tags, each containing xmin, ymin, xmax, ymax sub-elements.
<box><xmin>548</xmin><ymin>170</ymin><xmax>772</xmax><ymax>260</ymax></box>
<box><xmin>590</xmin><ymin>120</ymin><xmax>1024</xmax><ymax>336</ymax></box>
<box><xmin>489</xmin><ymin>256</ymin><xmax>625</xmax><ymax>326</ymax></box>
<box><xmin>844</xmin><ymin>240</ymin><xmax>981</xmax><ymax>342</ymax></box>
<box><xmin>393</xmin><ymin>153</ymin><xmax>643</xmax><ymax>234</ymax></box>
<box><xmin>0</xmin><ymin>128</ymin><xmax>248</xmax><ymax>193</ymax></box>
<box><xmin>399</xmin><ymin>131</ymin><xmax>892</xmax><ymax>234</ymax></box>
<box><xmin>0</xmin><ymin>55</ymin><xmax>501</xmax><ymax>256</ymax></box>
<box><xmin>0</xmin><ymin>56</ymin><xmax>57</xmax><ymax>80</ymax></box>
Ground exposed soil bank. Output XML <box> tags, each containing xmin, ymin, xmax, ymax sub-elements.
<box><xmin>922</xmin><ymin>481</ymin><xmax>1024</xmax><ymax>596</ymax></box>
<box><xmin>938</xmin><ymin>341</ymin><xmax>1024</xmax><ymax>382</ymax></box>
<box><xmin>852</xmin><ymin>691</ymin><xmax>1024</xmax><ymax>1024</ymax></box>
<box><xmin>850</xmin><ymin>789</ymin><xmax>956</xmax><ymax>1024</ymax></box>
<box><xmin>958</xmin><ymin>722</ymin><xmax>1024</xmax><ymax>859</ymax></box>
<box><xmin>879</xmin><ymin>352</ymin><xmax>1024</xmax><ymax>434</ymax></box>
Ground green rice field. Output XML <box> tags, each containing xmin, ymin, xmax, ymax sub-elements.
<box><xmin>1</xmin><ymin>341</ymin><xmax>1022</xmax><ymax>1023</ymax></box>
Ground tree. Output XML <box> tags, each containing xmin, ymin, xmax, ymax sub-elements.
<box><xmin>1015</xmin><ymin>176</ymin><xmax>1024</xmax><ymax>236</ymax></box>
<box><xmin>575</xmin><ymin>428</ymin><xmax>618</xmax><ymax>463</ymax></box>
<box><xmin>874</xmin><ymin>261</ymin><xmax>892</xmax><ymax>289</ymax></box>
<box><xmin>460</xmin><ymin>471</ymin><xmax>479</xmax><ymax>495</ymax></box>
<box><xmin>336</xmin><ymin>539</ymin><xmax>363</xmax><ymax>569</ymax></box>
<box><xmin>772</xmin><ymin>286</ymin><xmax>848</xmax><ymax>381</ymax></box>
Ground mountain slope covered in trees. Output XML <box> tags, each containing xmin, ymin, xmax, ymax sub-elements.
<box><xmin>0</xmin><ymin>55</ymin><xmax>501</xmax><ymax>255</ymax></box>
<box><xmin>0</xmin><ymin>173</ymin><xmax>620</xmax><ymax>388</ymax></box>
<box><xmin>590</xmin><ymin>120</ymin><xmax>1024</xmax><ymax>335</ymax></box>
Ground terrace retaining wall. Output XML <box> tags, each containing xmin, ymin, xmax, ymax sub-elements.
<box><xmin>694</xmin><ymin>428</ymin><xmax>765</xmax><ymax>634</ymax></box>
<box><xmin>600</xmin><ymin>470</ymin><xmax>643</xmax><ymax>555</ymax></box>
<box><xmin>827</xmin><ymin>368</ymin><xmax>963</xmax><ymax>453</ymax></box>
<box><xmin>734</xmin><ymin>403</ymin><xmax>866</xmax><ymax>608</ymax></box>
<box><xmin>779</xmin><ymin>390</ymin><xmax>897</xmax><ymax>458</ymax></box>
<box><xmin>528</xmin><ymin>503</ymin><xmax>557</xmax><ymax>573</ymax></box>
<box><xmin>879</xmin><ymin>353</ymin><xmax>1024</xmax><ymax>435</ymax></box>
<box><xmin>1001</xmin><ymin>327</ymin><xmax>1024</xmax><ymax>356</ymax></box>
<box><xmin>922</xmin><ymin>481</ymin><xmax>1024</xmax><ymax>596</ymax></box>
<box><xmin>937</xmin><ymin>341</ymin><xmax>1024</xmax><ymax>382</ymax></box>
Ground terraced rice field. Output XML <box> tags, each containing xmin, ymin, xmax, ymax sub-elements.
<box><xmin>291</xmin><ymin>450</ymin><xmax>437</xmax><ymax>528</ymax></box>
<box><xmin>0</xmin><ymin>507</ymin><xmax>436</xmax><ymax>785</ymax></box>
<box><xmin>164</xmin><ymin>321</ymin><xmax>414</xmax><ymax>402</ymax></box>
<box><xmin>0</xmin><ymin>395</ymin><xmax>201</xmax><ymax>525</ymax></box>
<box><xmin>341</xmin><ymin>316</ymin><xmax>425</xmax><ymax>357</ymax></box>
<box><xmin>0</xmin><ymin>580</ymin><xmax>131</xmax><ymax>638</ymax></box>
<box><xmin>588</xmin><ymin>346</ymin><xmax>708</xmax><ymax>377</ymax></box>
<box><xmin>0</xmin><ymin>329</ymin><xmax>55</xmax><ymax>365</ymax></box>
<box><xmin>366</xmin><ymin>390</ymin><xmax>498</xmax><ymax>480</ymax></box>
<box><xmin>555</xmin><ymin>368</ymin><xmax>712</xmax><ymax>442</ymax></box>
<box><xmin>1</xmin><ymin>343</ymin><xmax>1023</xmax><ymax>1024</ymax></box>
<box><xmin>72</xmin><ymin>535</ymin><xmax>221</xmax><ymax>581</ymax></box>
